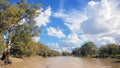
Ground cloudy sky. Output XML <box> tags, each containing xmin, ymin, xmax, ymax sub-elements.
<box><xmin>11</xmin><ymin>0</ymin><xmax>120</xmax><ymax>52</ymax></box>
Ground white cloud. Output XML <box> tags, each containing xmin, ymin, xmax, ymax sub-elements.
<box><xmin>81</xmin><ymin>0</ymin><xmax>120</xmax><ymax>44</ymax></box>
<box><xmin>47</xmin><ymin>43</ymin><xmax>75</xmax><ymax>52</ymax></box>
<box><xmin>32</xmin><ymin>36</ymin><xmax>40</xmax><ymax>42</ymax></box>
<box><xmin>47</xmin><ymin>43</ymin><xmax>60</xmax><ymax>49</ymax></box>
<box><xmin>88</xmin><ymin>1</ymin><xmax>98</xmax><ymax>7</ymax></box>
<box><xmin>53</xmin><ymin>0</ymin><xmax>120</xmax><ymax>47</ymax></box>
<box><xmin>18</xmin><ymin>18</ymin><xmax>26</xmax><ymax>25</ymax></box>
<box><xmin>35</xmin><ymin>6</ymin><xmax>51</xmax><ymax>27</ymax></box>
<box><xmin>54</xmin><ymin>11</ymin><xmax>87</xmax><ymax>33</ymax></box>
<box><xmin>47</xmin><ymin>27</ymin><xmax>66</xmax><ymax>38</ymax></box>
<box><xmin>53</xmin><ymin>10</ymin><xmax>87</xmax><ymax>47</ymax></box>
<box><xmin>63</xmin><ymin>33</ymin><xmax>83</xmax><ymax>47</ymax></box>
<box><xmin>84</xmin><ymin>35</ymin><xmax>116</xmax><ymax>46</ymax></box>
<box><xmin>4</xmin><ymin>35</ymin><xmax>7</xmax><ymax>40</ymax></box>
<box><xmin>82</xmin><ymin>0</ymin><xmax>120</xmax><ymax>35</ymax></box>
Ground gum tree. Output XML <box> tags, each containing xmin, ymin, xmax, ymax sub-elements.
<box><xmin>0</xmin><ymin>0</ymin><xmax>41</xmax><ymax>64</ymax></box>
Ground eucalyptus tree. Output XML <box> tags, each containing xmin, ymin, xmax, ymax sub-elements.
<box><xmin>99</xmin><ymin>44</ymin><xmax>119</xmax><ymax>58</ymax></box>
<box><xmin>72</xmin><ymin>42</ymin><xmax>98</xmax><ymax>57</ymax></box>
<box><xmin>80</xmin><ymin>42</ymin><xmax>98</xmax><ymax>57</ymax></box>
<box><xmin>0</xmin><ymin>0</ymin><xmax>41</xmax><ymax>64</ymax></box>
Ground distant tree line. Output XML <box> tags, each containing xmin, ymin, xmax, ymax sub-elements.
<box><xmin>10</xmin><ymin>42</ymin><xmax>61</xmax><ymax>58</ymax></box>
<box><xmin>0</xmin><ymin>40</ymin><xmax>61</xmax><ymax>58</ymax></box>
<box><xmin>62</xmin><ymin>51</ymin><xmax>71</xmax><ymax>56</ymax></box>
<box><xmin>72</xmin><ymin>42</ymin><xmax>120</xmax><ymax>58</ymax></box>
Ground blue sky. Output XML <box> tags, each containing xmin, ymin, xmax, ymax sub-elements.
<box><xmin>10</xmin><ymin>0</ymin><xmax>120</xmax><ymax>52</ymax></box>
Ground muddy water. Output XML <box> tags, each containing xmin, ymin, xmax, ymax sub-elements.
<box><xmin>1</xmin><ymin>56</ymin><xmax>120</xmax><ymax>68</ymax></box>
<box><xmin>43</xmin><ymin>56</ymin><xmax>120</xmax><ymax>68</ymax></box>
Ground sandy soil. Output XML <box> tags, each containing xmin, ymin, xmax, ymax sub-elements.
<box><xmin>0</xmin><ymin>56</ymin><xmax>46</xmax><ymax>68</ymax></box>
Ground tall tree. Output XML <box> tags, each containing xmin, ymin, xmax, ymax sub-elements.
<box><xmin>72</xmin><ymin>42</ymin><xmax>98</xmax><ymax>57</ymax></box>
<box><xmin>80</xmin><ymin>42</ymin><xmax>98</xmax><ymax>57</ymax></box>
<box><xmin>0</xmin><ymin>0</ymin><xmax>41</xmax><ymax>64</ymax></box>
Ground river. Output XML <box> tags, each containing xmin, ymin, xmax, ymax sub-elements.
<box><xmin>43</xmin><ymin>56</ymin><xmax>120</xmax><ymax>68</ymax></box>
<box><xmin>1</xmin><ymin>56</ymin><xmax>120</xmax><ymax>68</ymax></box>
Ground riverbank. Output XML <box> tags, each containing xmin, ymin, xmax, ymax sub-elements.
<box><xmin>0</xmin><ymin>56</ymin><xmax>120</xmax><ymax>68</ymax></box>
<box><xmin>0</xmin><ymin>56</ymin><xmax>46</xmax><ymax>68</ymax></box>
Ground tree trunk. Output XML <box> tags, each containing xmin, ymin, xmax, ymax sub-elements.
<box><xmin>1</xmin><ymin>25</ymin><xmax>13</xmax><ymax>64</ymax></box>
<box><xmin>1</xmin><ymin>41</ymin><xmax>12</xmax><ymax>64</ymax></box>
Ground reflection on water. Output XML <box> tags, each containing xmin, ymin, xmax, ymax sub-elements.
<box><xmin>43</xmin><ymin>56</ymin><xmax>120</xmax><ymax>68</ymax></box>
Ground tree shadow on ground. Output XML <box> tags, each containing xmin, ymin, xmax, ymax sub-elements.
<box><xmin>113</xmin><ymin>61</ymin><xmax>120</xmax><ymax>63</ymax></box>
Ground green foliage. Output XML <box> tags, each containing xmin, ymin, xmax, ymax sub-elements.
<box><xmin>72</xmin><ymin>42</ymin><xmax>120</xmax><ymax>58</ymax></box>
<box><xmin>72</xmin><ymin>48</ymin><xmax>81</xmax><ymax>56</ymax></box>
<box><xmin>10</xmin><ymin>41</ymin><xmax>61</xmax><ymax>57</ymax></box>
<box><xmin>62</xmin><ymin>51</ymin><xmax>71</xmax><ymax>56</ymax></box>
<box><xmin>0</xmin><ymin>40</ymin><xmax>5</xmax><ymax>54</ymax></box>
<box><xmin>81</xmin><ymin>42</ymin><xmax>97</xmax><ymax>57</ymax></box>
<box><xmin>0</xmin><ymin>0</ymin><xmax>41</xmax><ymax>41</ymax></box>
<box><xmin>10</xmin><ymin>39</ymin><xmax>39</xmax><ymax>57</ymax></box>
<box><xmin>0</xmin><ymin>0</ymin><xmax>42</xmax><ymax>58</ymax></box>
<box><xmin>10</xmin><ymin>45</ymin><xmax>23</xmax><ymax>57</ymax></box>
<box><xmin>0</xmin><ymin>0</ymin><xmax>61</xmax><ymax>64</ymax></box>
<box><xmin>99</xmin><ymin>44</ymin><xmax>119</xmax><ymax>58</ymax></box>
<box><xmin>72</xmin><ymin>42</ymin><xmax>98</xmax><ymax>57</ymax></box>
<box><xmin>37</xmin><ymin>43</ymin><xmax>61</xmax><ymax>57</ymax></box>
